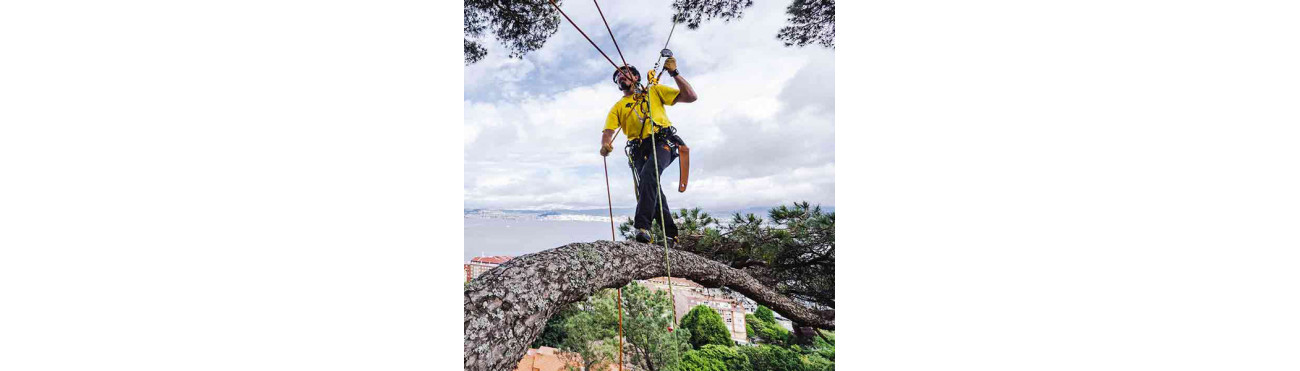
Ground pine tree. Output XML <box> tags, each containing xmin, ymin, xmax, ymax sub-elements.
<box><xmin>559</xmin><ymin>290</ymin><xmax>620</xmax><ymax>371</ymax></box>
<box><xmin>620</xmin><ymin>282</ymin><xmax>692</xmax><ymax>371</ymax></box>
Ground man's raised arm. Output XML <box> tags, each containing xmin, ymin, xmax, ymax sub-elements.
<box><xmin>664</xmin><ymin>57</ymin><xmax>697</xmax><ymax>104</ymax></box>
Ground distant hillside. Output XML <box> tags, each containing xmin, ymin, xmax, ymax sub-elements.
<box><xmin>464</xmin><ymin>205</ymin><xmax>834</xmax><ymax>222</ymax></box>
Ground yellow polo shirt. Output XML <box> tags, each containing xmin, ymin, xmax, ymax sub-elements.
<box><xmin>604</xmin><ymin>84</ymin><xmax>680</xmax><ymax>140</ymax></box>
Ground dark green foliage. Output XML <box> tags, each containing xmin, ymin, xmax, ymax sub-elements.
<box><xmin>754</xmin><ymin>305</ymin><xmax>775</xmax><ymax>324</ymax></box>
<box><xmin>777</xmin><ymin>0</ymin><xmax>834</xmax><ymax>48</ymax></box>
<box><xmin>560</xmin><ymin>290</ymin><xmax>620</xmax><ymax>370</ymax></box>
<box><xmin>531</xmin><ymin>306</ymin><xmax>574</xmax><ymax>348</ymax></box>
<box><xmin>738</xmin><ymin>345</ymin><xmax>805</xmax><ymax>371</ymax></box>
<box><xmin>679</xmin><ymin>351</ymin><xmax>728</xmax><ymax>371</ymax></box>
<box><xmin>675</xmin><ymin>208</ymin><xmax>719</xmax><ymax>236</ymax></box>
<box><xmin>670</xmin><ymin>203</ymin><xmax>835</xmax><ymax>311</ymax></box>
<box><xmin>527</xmin><ymin>294</ymin><xmax>619</xmax><ymax>370</ymax></box>
<box><xmin>464</xmin><ymin>38</ymin><xmax>487</xmax><ymax>65</ymax></box>
<box><xmin>612</xmin><ymin>203</ymin><xmax>836</xmax><ymax>369</ymax></box>
<box><xmin>799</xmin><ymin>352</ymin><xmax>834</xmax><ymax>371</ymax></box>
<box><xmin>756</xmin><ymin>202</ymin><xmax>835</xmax><ymax>308</ymax></box>
<box><xmin>745</xmin><ymin>313</ymin><xmax>790</xmax><ymax>346</ymax></box>
<box><xmin>745</xmin><ymin>306</ymin><xmax>798</xmax><ymax>347</ymax></box>
<box><xmin>463</xmin><ymin>0</ymin><xmax>562</xmax><ymax>64</ymax></box>
<box><xmin>622</xmin><ymin>202</ymin><xmax>836</xmax><ymax>337</ymax></box>
<box><xmin>618</xmin><ymin>217</ymin><xmax>670</xmax><ymax>243</ymax></box>
<box><xmin>538</xmin><ymin>287</ymin><xmax>736</xmax><ymax>371</ymax></box>
<box><xmin>670</xmin><ymin>0</ymin><xmax>833</xmax><ymax>48</ymax></box>
<box><xmin>810</xmin><ymin>330</ymin><xmax>834</xmax><ymax>361</ymax></box>
<box><xmin>620</xmin><ymin>282</ymin><xmax>692</xmax><ymax>371</ymax></box>
<box><xmin>681</xmin><ymin>344</ymin><xmax>755</xmax><ymax>371</ymax></box>
<box><xmin>464</xmin><ymin>1</ymin><xmax>834</xmax><ymax>64</ymax></box>
<box><xmin>680</xmin><ymin>305</ymin><xmax>734</xmax><ymax>349</ymax></box>
<box><xmin>734</xmin><ymin>343</ymin><xmax>834</xmax><ymax>371</ymax></box>
<box><xmin>678</xmin><ymin>304</ymin><xmax>835</xmax><ymax>371</ymax></box>
<box><xmin>671</xmin><ymin>0</ymin><xmax>755</xmax><ymax>29</ymax></box>
<box><xmin>755</xmin><ymin>321</ymin><xmax>790</xmax><ymax>346</ymax></box>
<box><xmin>697</xmin><ymin>344</ymin><xmax>753</xmax><ymax>371</ymax></box>
<box><xmin>527</xmin><ymin>267</ymin><xmax>835</xmax><ymax>370</ymax></box>
<box><xmin>617</xmin><ymin>208</ymin><xmax>720</xmax><ymax>244</ymax></box>
<box><xmin>790</xmin><ymin>331</ymin><xmax>835</xmax><ymax>370</ymax></box>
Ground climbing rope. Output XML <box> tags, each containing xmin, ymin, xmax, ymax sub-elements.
<box><xmin>633</xmin><ymin>97</ymin><xmax>681</xmax><ymax>333</ymax></box>
<box><xmin>616</xmin><ymin>286</ymin><xmax>625</xmax><ymax>370</ymax></box>
<box><xmin>545</xmin><ymin>0</ymin><xmax>639</xmax><ymax>84</ymax></box>
<box><xmin>592</xmin><ymin>0</ymin><xmax>628</xmax><ymax>68</ymax></box>
<box><xmin>650</xmin><ymin>20</ymin><xmax>680</xmax><ymax>85</ymax></box>
<box><xmin>601</xmin><ymin>148</ymin><xmax>626</xmax><ymax>371</ymax></box>
<box><xmin>607</xmin><ymin>4</ymin><xmax>684</xmax><ymax>363</ymax></box>
<box><xmin>603</xmin><ymin>158</ymin><xmax>617</xmax><ymax>240</ymax></box>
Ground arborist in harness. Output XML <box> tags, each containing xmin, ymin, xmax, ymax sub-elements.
<box><xmin>599</xmin><ymin>56</ymin><xmax>698</xmax><ymax>244</ymax></box>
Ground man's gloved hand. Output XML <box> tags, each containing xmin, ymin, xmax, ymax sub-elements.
<box><xmin>664</xmin><ymin>57</ymin><xmax>677</xmax><ymax>75</ymax></box>
<box><xmin>600</xmin><ymin>142</ymin><xmax>614</xmax><ymax>157</ymax></box>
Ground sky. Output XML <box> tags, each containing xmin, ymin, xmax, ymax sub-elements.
<box><xmin>464</xmin><ymin>0</ymin><xmax>834</xmax><ymax>211</ymax></box>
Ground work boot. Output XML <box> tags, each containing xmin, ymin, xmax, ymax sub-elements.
<box><xmin>634</xmin><ymin>229</ymin><xmax>652</xmax><ymax>243</ymax></box>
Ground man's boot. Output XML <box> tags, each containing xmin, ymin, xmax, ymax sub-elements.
<box><xmin>634</xmin><ymin>228</ymin><xmax>652</xmax><ymax>243</ymax></box>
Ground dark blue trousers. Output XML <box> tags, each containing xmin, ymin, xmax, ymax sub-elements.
<box><xmin>631</xmin><ymin>138</ymin><xmax>678</xmax><ymax>239</ymax></box>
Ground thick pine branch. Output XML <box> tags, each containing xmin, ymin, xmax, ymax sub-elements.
<box><xmin>464</xmin><ymin>240</ymin><xmax>834</xmax><ymax>371</ymax></box>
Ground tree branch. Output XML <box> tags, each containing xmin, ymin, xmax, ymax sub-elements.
<box><xmin>731</xmin><ymin>258</ymin><xmax>769</xmax><ymax>269</ymax></box>
<box><xmin>464</xmin><ymin>240</ymin><xmax>834</xmax><ymax>371</ymax></box>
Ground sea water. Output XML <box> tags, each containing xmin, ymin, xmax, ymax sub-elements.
<box><xmin>463</xmin><ymin>211</ymin><xmax>629</xmax><ymax>262</ymax></box>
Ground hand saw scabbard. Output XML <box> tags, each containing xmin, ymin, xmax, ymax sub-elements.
<box><xmin>677</xmin><ymin>144</ymin><xmax>689</xmax><ymax>192</ymax></box>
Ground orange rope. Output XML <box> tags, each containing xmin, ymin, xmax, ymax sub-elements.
<box><xmin>545</xmin><ymin>0</ymin><xmax>637</xmax><ymax>84</ymax></box>
<box><xmin>617</xmin><ymin>288</ymin><xmax>625</xmax><ymax>371</ymax></box>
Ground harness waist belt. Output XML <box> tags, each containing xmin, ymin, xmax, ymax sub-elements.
<box><xmin>624</xmin><ymin>127</ymin><xmax>690</xmax><ymax>193</ymax></box>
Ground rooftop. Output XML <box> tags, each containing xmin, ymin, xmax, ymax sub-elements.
<box><xmin>641</xmin><ymin>276</ymin><xmax>704</xmax><ymax>288</ymax></box>
<box><xmin>470</xmin><ymin>255</ymin><xmax>513</xmax><ymax>265</ymax></box>
<box><xmin>513</xmin><ymin>346</ymin><xmax>581</xmax><ymax>371</ymax></box>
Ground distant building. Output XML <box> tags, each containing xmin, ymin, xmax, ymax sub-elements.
<box><xmin>723</xmin><ymin>290</ymin><xmax>759</xmax><ymax>314</ymax></box>
<box><xmin>512</xmin><ymin>347</ymin><xmax>581</xmax><ymax>371</ymax></box>
<box><xmin>773</xmin><ymin>314</ymin><xmax>794</xmax><ymax>331</ymax></box>
<box><xmin>638</xmin><ymin>277</ymin><xmax>749</xmax><ymax>344</ymax></box>
<box><xmin>639</xmin><ymin>276</ymin><xmax>706</xmax><ymax>295</ymax></box>
<box><xmin>465</xmin><ymin>255</ymin><xmax>513</xmax><ymax>282</ymax></box>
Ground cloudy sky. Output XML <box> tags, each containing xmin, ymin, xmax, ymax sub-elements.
<box><xmin>465</xmin><ymin>0</ymin><xmax>834</xmax><ymax>211</ymax></box>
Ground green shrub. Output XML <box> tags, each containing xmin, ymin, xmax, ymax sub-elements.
<box><xmin>739</xmin><ymin>345</ymin><xmax>805</xmax><ymax>371</ymax></box>
<box><xmin>681</xmin><ymin>305</ymin><xmax>734</xmax><ymax>349</ymax></box>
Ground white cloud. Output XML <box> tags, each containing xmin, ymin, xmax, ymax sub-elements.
<box><xmin>465</xmin><ymin>0</ymin><xmax>834</xmax><ymax>211</ymax></box>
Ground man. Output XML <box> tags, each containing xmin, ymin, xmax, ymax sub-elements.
<box><xmin>600</xmin><ymin>56</ymin><xmax>698</xmax><ymax>244</ymax></box>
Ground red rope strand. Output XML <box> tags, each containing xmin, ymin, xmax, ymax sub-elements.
<box><xmin>592</xmin><ymin>0</ymin><xmax>628</xmax><ymax>67</ymax></box>
<box><xmin>545</xmin><ymin>0</ymin><xmax>637</xmax><ymax>84</ymax></box>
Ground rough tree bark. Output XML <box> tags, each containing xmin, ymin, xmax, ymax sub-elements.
<box><xmin>464</xmin><ymin>240</ymin><xmax>835</xmax><ymax>371</ymax></box>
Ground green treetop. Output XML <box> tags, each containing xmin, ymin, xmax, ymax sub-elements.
<box><xmin>680</xmin><ymin>305</ymin><xmax>735</xmax><ymax>349</ymax></box>
<box><xmin>620</xmin><ymin>282</ymin><xmax>692</xmax><ymax>371</ymax></box>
